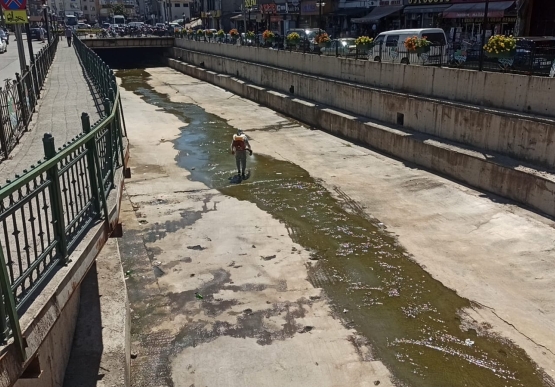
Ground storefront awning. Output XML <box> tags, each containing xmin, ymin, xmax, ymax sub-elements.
<box><xmin>351</xmin><ymin>5</ymin><xmax>403</xmax><ymax>24</ymax></box>
<box><xmin>443</xmin><ymin>1</ymin><xmax>515</xmax><ymax>19</ymax></box>
<box><xmin>336</xmin><ymin>7</ymin><xmax>373</xmax><ymax>17</ymax></box>
<box><xmin>230</xmin><ymin>13</ymin><xmax>257</xmax><ymax>21</ymax></box>
<box><xmin>404</xmin><ymin>4</ymin><xmax>452</xmax><ymax>14</ymax></box>
<box><xmin>184</xmin><ymin>18</ymin><xmax>202</xmax><ymax>29</ymax></box>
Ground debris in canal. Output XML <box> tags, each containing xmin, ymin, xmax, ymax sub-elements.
<box><xmin>120</xmin><ymin>69</ymin><xmax>554</xmax><ymax>387</ymax></box>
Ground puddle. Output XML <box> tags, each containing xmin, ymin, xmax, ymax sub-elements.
<box><xmin>120</xmin><ymin>69</ymin><xmax>553</xmax><ymax>387</ymax></box>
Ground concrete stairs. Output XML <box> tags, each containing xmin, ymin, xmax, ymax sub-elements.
<box><xmin>167</xmin><ymin>57</ymin><xmax>555</xmax><ymax>218</ymax></box>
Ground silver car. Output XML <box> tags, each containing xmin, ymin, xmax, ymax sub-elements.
<box><xmin>0</xmin><ymin>30</ymin><xmax>7</xmax><ymax>54</ymax></box>
<box><xmin>320</xmin><ymin>38</ymin><xmax>357</xmax><ymax>57</ymax></box>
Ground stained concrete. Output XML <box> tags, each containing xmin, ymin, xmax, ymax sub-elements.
<box><xmin>63</xmin><ymin>239</ymin><xmax>130</xmax><ymax>387</ymax></box>
<box><xmin>133</xmin><ymin>67</ymin><xmax>555</xmax><ymax>382</ymax></box>
<box><xmin>119</xmin><ymin>74</ymin><xmax>393</xmax><ymax>386</ymax></box>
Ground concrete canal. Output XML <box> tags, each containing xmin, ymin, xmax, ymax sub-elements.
<box><xmin>119</xmin><ymin>68</ymin><xmax>553</xmax><ymax>387</ymax></box>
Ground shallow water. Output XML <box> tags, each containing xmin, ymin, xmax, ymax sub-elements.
<box><xmin>120</xmin><ymin>69</ymin><xmax>552</xmax><ymax>387</ymax></box>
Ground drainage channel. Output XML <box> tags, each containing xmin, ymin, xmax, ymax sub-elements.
<box><xmin>119</xmin><ymin>69</ymin><xmax>552</xmax><ymax>387</ymax></box>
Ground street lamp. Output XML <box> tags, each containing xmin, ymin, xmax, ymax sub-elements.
<box><xmin>316</xmin><ymin>0</ymin><xmax>325</xmax><ymax>37</ymax></box>
<box><xmin>478</xmin><ymin>0</ymin><xmax>490</xmax><ymax>71</ymax></box>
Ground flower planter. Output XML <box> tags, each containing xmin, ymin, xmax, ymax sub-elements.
<box><xmin>411</xmin><ymin>46</ymin><xmax>430</xmax><ymax>55</ymax></box>
<box><xmin>287</xmin><ymin>40</ymin><xmax>300</xmax><ymax>47</ymax></box>
<box><xmin>485</xmin><ymin>50</ymin><xmax>515</xmax><ymax>59</ymax></box>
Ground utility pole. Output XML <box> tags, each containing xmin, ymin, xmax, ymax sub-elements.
<box><xmin>15</xmin><ymin>24</ymin><xmax>27</xmax><ymax>75</ymax></box>
<box><xmin>478</xmin><ymin>0</ymin><xmax>490</xmax><ymax>71</ymax></box>
<box><xmin>25</xmin><ymin>23</ymin><xmax>36</xmax><ymax>63</ymax></box>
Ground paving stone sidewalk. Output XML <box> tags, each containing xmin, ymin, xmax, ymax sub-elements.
<box><xmin>0</xmin><ymin>43</ymin><xmax>102</xmax><ymax>184</ymax></box>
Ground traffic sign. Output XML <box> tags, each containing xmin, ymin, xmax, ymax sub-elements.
<box><xmin>3</xmin><ymin>9</ymin><xmax>28</xmax><ymax>24</ymax></box>
<box><xmin>0</xmin><ymin>0</ymin><xmax>27</xmax><ymax>11</ymax></box>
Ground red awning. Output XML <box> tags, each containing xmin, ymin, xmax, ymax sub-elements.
<box><xmin>443</xmin><ymin>1</ymin><xmax>515</xmax><ymax>19</ymax></box>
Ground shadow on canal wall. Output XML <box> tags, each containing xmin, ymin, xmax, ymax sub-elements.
<box><xmin>92</xmin><ymin>47</ymin><xmax>169</xmax><ymax>69</ymax></box>
<box><xmin>166</xmin><ymin>57</ymin><xmax>555</xmax><ymax>219</ymax></box>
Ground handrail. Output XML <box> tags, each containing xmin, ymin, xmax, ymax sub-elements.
<box><xmin>0</xmin><ymin>93</ymin><xmax>120</xmax><ymax>197</ymax></box>
<box><xmin>0</xmin><ymin>33</ymin><xmax>127</xmax><ymax>361</ymax></box>
<box><xmin>0</xmin><ymin>36</ymin><xmax>58</xmax><ymax>160</ymax></box>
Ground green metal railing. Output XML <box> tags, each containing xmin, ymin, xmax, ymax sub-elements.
<box><xmin>0</xmin><ymin>34</ymin><xmax>127</xmax><ymax>361</ymax></box>
<box><xmin>0</xmin><ymin>37</ymin><xmax>58</xmax><ymax>160</ymax></box>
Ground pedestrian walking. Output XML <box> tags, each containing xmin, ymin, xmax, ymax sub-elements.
<box><xmin>230</xmin><ymin>130</ymin><xmax>252</xmax><ymax>179</ymax></box>
<box><xmin>65</xmin><ymin>27</ymin><xmax>72</xmax><ymax>47</ymax></box>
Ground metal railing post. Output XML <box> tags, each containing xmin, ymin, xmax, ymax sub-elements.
<box><xmin>14</xmin><ymin>74</ymin><xmax>28</xmax><ymax>128</ymax></box>
<box><xmin>103</xmin><ymin>98</ymin><xmax>115</xmax><ymax>189</ymax></box>
<box><xmin>42</xmin><ymin>133</ymin><xmax>68</xmax><ymax>263</ymax></box>
<box><xmin>81</xmin><ymin>113</ymin><xmax>102</xmax><ymax>217</ymax></box>
<box><xmin>0</xmin><ymin>97</ymin><xmax>8</xmax><ymax>159</ymax></box>
<box><xmin>0</xmin><ymin>244</ymin><xmax>25</xmax><ymax>361</ymax></box>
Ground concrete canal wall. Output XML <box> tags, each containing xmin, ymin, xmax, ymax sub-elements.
<box><xmin>171</xmin><ymin>45</ymin><xmax>555</xmax><ymax>169</ymax></box>
<box><xmin>167</xmin><ymin>57</ymin><xmax>555</xmax><ymax>218</ymax></box>
<box><xmin>174</xmin><ymin>39</ymin><xmax>555</xmax><ymax>119</ymax></box>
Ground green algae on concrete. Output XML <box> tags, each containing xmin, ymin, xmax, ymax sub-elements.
<box><xmin>119</xmin><ymin>69</ymin><xmax>553</xmax><ymax>387</ymax></box>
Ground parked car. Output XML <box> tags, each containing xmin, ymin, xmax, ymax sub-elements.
<box><xmin>30</xmin><ymin>28</ymin><xmax>46</xmax><ymax>41</ymax></box>
<box><xmin>77</xmin><ymin>23</ymin><xmax>91</xmax><ymax>30</ymax></box>
<box><xmin>320</xmin><ymin>38</ymin><xmax>357</xmax><ymax>56</ymax></box>
<box><xmin>0</xmin><ymin>30</ymin><xmax>7</xmax><ymax>53</ymax></box>
<box><xmin>370</xmin><ymin>28</ymin><xmax>448</xmax><ymax>65</ymax></box>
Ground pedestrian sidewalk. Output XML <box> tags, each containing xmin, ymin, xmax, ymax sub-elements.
<box><xmin>0</xmin><ymin>42</ymin><xmax>102</xmax><ymax>183</ymax></box>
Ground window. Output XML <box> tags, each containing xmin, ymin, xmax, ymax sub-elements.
<box><xmin>374</xmin><ymin>35</ymin><xmax>385</xmax><ymax>46</ymax></box>
<box><xmin>183</xmin><ymin>2</ymin><xmax>188</xmax><ymax>6</ymax></box>
<box><xmin>83</xmin><ymin>5</ymin><xmax>87</xmax><ymax>10</ymax></box>
<box><xmin>385</xmin><ymin>35</ymin><xmax>399</xmax><ymax>47</ymax></box>
<box><xmin>424</xmin><ymin>32</ymin><xmax>446</xmax><ymax>46</ymax></box>
<box><xmin>174</xmin><ymin>2</ymin><xmax>180</xmax><ymax>6</ymax></box>
<box><xmin>92</xmin><ymin>6</ymin><xmax>95</xmax><ymax>10</ymax></box>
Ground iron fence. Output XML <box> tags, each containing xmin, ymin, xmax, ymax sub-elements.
<box><xmin>0</xmin><ymin>37</ymin><xmax>58</xmax><ymax>161</ymax></box>
<box><xmin>0</xmin><ymin>34</ymin><xmax>127</xmax><ymax>361</ymax></box>
<box><xmin>179</xmin><ymin>36</ymin><xmax>555</xmax><ymax>77</ymax></box>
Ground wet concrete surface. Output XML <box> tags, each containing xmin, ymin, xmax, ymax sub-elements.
<box><xmin>118</xmin><ymin>68</ymin><xmax>555</xmax><ymax>387</ymax></box>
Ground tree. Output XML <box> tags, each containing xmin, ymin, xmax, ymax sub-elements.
<box><xmin>111</xmin><ymin>3</ymin><xmax>126</xmax><ymax>16</ymax></box>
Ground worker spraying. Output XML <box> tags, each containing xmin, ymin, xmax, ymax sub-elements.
<box><xmin>230</xmin><ymin>130</ymin><xmax>252</xmax><ymax>180</ymax></box>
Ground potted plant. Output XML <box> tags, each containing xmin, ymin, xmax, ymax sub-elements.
<box><xmin>355</xmin><ymin>35</ymin><xmax>373</xmax><ymax>51</ymax></box>
<box><xmin>245</xmin><ymin>30</ymin><xmax>255</xmax><ymax>45</ymax></box>
<box><xmin>263</xmin><ymin>29</ymin><xmax>275</xmax><ymax>44</ymax></box>
<box><xmin>216</xmin><ymin>29</ymin><xmax>225</xmax><ymax>42</ymax></box>
<box><xmin>484</xmin><ymin>35</ymin><xmax>516</xmax><ymax>58</ymax></box>
<box><xmin>316</xmin><ymin>32</ymin><xmax>331</xmax><ymax>48</ymax></box>
<box><xmin>286</xmin><ymin>32</ymin><xmax>301</xmax><ymax>47</ymax></box>
<box><xmin>196</xmin><ymin>29</ymin><xmax>205</xmax><ymax>41</ymax></box>
<box><xmin>404</xmin><ymin>36</ymin><xmax>431</xmax><ymax>54</ymax></box>
<box><xmin>205</xmin><ymin>29</ymin><xmax>214</xmax><ymax>42</ymax></box>
<box><xmin>229</xmin><ymin>28</ymin><xmax>239</xmax><ymax>43</ymax></box>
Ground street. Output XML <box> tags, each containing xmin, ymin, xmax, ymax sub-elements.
<box><xmin>0</xmin><ymin>33</ymin><xmax>47</xmax><ymax>83</ymax></box>
<box><xmin>119</xmin><ymin>67</ymin><xmax>555</xmax><ymax>387</ymax></box>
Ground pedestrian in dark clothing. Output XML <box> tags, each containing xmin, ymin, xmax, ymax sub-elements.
<box><xmin>65</xmin><ymin>27</ymin><xmax>72</xmax><ymax>47</ymax></box>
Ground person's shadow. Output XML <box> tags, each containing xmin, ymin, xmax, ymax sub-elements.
<box><xmin>228</xmin><ymin>170</ymin><xmax>251</xmax><ymax>184</ymax></box>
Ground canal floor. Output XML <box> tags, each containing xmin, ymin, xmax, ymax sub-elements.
<box><xmin>118</xmin><ymin>67</ymin><xmax>555</xmax><ymax>387</ymax></box>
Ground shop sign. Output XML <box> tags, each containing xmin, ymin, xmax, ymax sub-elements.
<box><xmin>463</xmin><ymin>16</ymin><xmax>516</xmax><ymax>23</ymax></box>
<box><xmin>287</xmin><ymin>2</ymin><xmax>300</xmax><ymax>13</ymax></box>
<box><xmin>261</xmin><ymin>3</ymin><xmax>277</xmax><ymax>14</ymax></box>
<box><xmin>301</xmin><ymin>1</ymin><xmax>318</xmax><ymax>15</ymax></box>
<box><xmin>276</xmin><ymin>3</ymin><xmax>299</xmax><ymax>14</ymax></box>
<box><xmin>408</xmin><ymin>0</ymin><xmax>450</xmax><ymax>4</ymax></box>
<box><xmin>379</xmin><ymin>0</ymin><xmax>402</xmax><ymax>5</ymax></box>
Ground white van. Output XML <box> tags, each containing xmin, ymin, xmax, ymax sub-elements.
<box><xmin>369</xmin><ymin>28</ymin><xmax>448</xmax><ymax>65</ymax></box>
